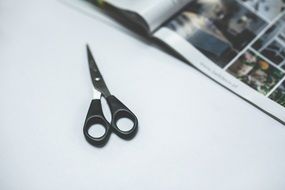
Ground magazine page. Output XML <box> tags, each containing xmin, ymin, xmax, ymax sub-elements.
<box><xmin>102</xmin><ymin>0</ymin><xmax>191</xmax><ymax>32</ymax></box>
<box><xmin>154</xmin><ymin>0</ymin><xmax>285</xmax><ymax>124</ymax></box>
<box><xmin>63</xmin><ymin>0</ymin><xmax>191</xmax><ymax>32</ymax></box>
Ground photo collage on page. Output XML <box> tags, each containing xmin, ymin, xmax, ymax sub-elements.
<box><xmin>165</xmin><ymin>0</ymin><xmax>285</xmax><ymax>108</ymax></box>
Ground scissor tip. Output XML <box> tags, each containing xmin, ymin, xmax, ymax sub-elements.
<box><xmin>86</xmin><ymin>44</ymin><xmax>90</xmax><ymax>51</ymax></box>
<box><xmin>86</xmin><ymin>44</ymin><xmax>93</xmax><ymax>57</ymax></box>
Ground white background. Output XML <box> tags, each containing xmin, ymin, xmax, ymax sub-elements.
<box><xmin>0</xmin><ymin>1</ymin><xmax>285</xmax><ymax>190</ymax></box>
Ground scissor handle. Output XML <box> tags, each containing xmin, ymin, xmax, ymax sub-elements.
<box><xmin>83</xmin><ymin>99</ymin><xmax>112</xmax><ymax>147</ymax></box>
<box><xmin>106</xmin><ymin>95</ymin><xmax>138</xmax><ymax>140</ymax></box>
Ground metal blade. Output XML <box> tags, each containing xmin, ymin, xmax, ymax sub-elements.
<box><xmin>86</xmin><ymin>45</ymin><xmax>111</xmax><ymax>97</ymax></box>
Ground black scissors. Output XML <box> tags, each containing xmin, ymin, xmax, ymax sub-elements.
<box><xmin>83</xmin><ymin>45</ymin><xmax>138</xmax><ymax>147</ymax></box>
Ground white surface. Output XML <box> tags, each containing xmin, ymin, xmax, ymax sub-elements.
<box><xmin>0</xmin><ymin>1</ymin><xmax>285</xmax><ymax>190</ymax></box>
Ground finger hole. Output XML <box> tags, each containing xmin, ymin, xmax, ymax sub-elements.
<box><xmin>116</xmin><ymin>117</ymin><xmax>134</xmax><ymax>132</ymax></box>
<box><xmin>88</xmin><ymin>124</ymin><xmax>106</xmax><ymax>138</ymax></box>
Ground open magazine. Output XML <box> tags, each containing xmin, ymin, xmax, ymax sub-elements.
<box><xmin>67</xmin><ymin>0</ymin><xmax>285</xmax><ymax>124</ymax></box>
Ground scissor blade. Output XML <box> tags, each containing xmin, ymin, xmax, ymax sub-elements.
<box><xmin>86</xmin><ymin>45</ymin><xmax>111</xmax><ymax>97</ymax></box>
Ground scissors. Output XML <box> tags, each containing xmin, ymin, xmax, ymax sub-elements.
<box><xmin>83</xmin><ymin>45</ymin><xmax>138</xmax><ymax>147</ymax></box>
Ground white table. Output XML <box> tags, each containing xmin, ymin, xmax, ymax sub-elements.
<box><xmin>0</xmin><ymin>1</ymin><xmax>285</xmax><ymax>190</ymax></box>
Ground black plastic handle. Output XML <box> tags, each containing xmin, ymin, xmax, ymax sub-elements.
<box><xmin>106</xmin><ymin>95</ymin><xmax>138</xmax><ymax>140</ymax></box>
<box><xmin>83</xmin><ymin>99</ymin><xmax>111</xmax><ymax>147</ymax></box>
